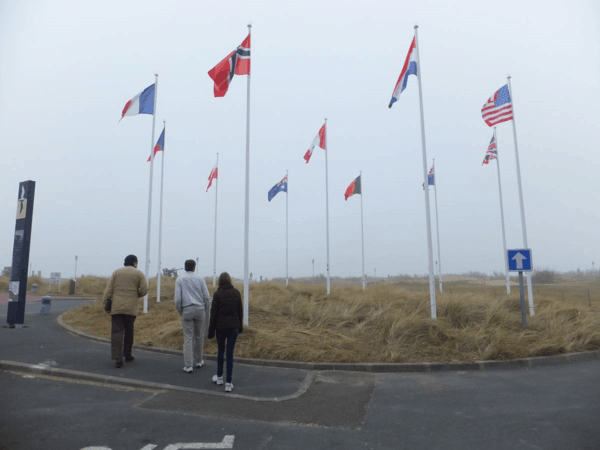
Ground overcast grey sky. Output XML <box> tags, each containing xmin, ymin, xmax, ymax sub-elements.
<box><xmin>1</xmin><ymin>0</ymin><xmax>599</xmax><ymax>280</ymax></box>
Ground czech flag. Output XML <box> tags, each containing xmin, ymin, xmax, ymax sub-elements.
<box><xmin>344</xmin><ymin>175</ymin><xmax>361</xmax><ymax>201</ymax></box>
<box><xmin>304</xmin><ymin>123</ymin><xmax>326</xmax><ymax>163</ymax></box>
<box><xmin>389</xmin><ymin>37</ymin><xmax>417</xmax><ymax>108</ymax></box>
<box><xmin>121</xmin><ymin>84</ymin><xmax>155</xmax><ymax>121</ymax></box>
<box><xmin>147</xmin><ymin>127</ymin><xmax>165</xmax><ymax>162</ymax></box>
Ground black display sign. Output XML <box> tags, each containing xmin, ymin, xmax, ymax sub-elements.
<box><xmin>7</xmin><ymin>180</ymin><xmax>36</xmax><ymax>326</ymax></box>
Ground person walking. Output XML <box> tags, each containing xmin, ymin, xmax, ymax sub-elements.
<box><xmin>175</xmin><ymin>259</ymin><xmax>211</xmax><ymax>373</ymax></box>
<box><xmin>208</xmin><ymin>272</ymin><xmax>243</xmax><ymax>392</ymax></box>
<box><xmin>102</xmin><ymin>255</ymin><xmax>148</xmax><ymax>368</ymax></box>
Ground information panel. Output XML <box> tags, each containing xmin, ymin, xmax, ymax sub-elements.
<box><xmin>7</xmin><ymin>180</ymin><xmax>36</xmax><ymax>326</ymax></box>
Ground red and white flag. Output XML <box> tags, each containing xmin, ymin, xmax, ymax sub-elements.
<box><xmin>303</xmin><ymin>123</ymin><xmax>326</xmax><ymax>163</ymax></box>
<box><xmin>207</xmin><ymin>164</ymin><xmax>218</xmax><ymax>191</ymax></box>
<box><xmin>208</xmin><ymin>34</ymin><xmax>251</xmax><ymax>97</ymax></box>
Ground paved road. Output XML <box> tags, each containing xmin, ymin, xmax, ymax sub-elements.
<box><xmin>1</xmin><ymin>299</ymin><xmax>599</xmax><ymax>449</ymax></box>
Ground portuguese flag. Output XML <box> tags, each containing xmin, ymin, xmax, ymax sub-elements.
<box><xmin>344</xmin><ymin>175</ymin><xmax>361</xmax><ymax>201</ymax></box>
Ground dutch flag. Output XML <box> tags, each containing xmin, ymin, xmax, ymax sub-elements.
<box><xmin>120</xmin><ymin>84</ymin><xmax>155</xmax><ymax>121</ymax></box>
<box><xmin>389</xmin><ymin>37</ymin><xmax>418</xmax><ymax>108</ymax></box>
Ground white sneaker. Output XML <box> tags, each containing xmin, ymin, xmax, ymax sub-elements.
<box><xmin>195</xmin><ymin>361</ymin><xmax>204</xmax><ymax>368</ymax></box>
<box><xmin>183</xmin><ymin>367</ymin><xmax>193</xmax><ymax>373</ymax></box>
<box><xmin>212</xmin><ymin>375</ymin><xmax>224</xmax><ymax>385</ymax></box>
<box><xmin>225</xmin><ymin>383</ymin><xmax>233</xmax><ymax>392</ymax></box>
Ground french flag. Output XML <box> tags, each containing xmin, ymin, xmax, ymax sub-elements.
<box><xmin>147</xmin><ymin>127</ymin><xmax>165</xmax><ymax>162</ymax></box>
<box><xmin>389</xmin><ymin>37</ymin><xmax>418</xmax><ymax>108</ymax></box>
<box><xmin>121</xmin><ymin>84</ymin><xmax>155</xmax><ymax>120</ymax></box>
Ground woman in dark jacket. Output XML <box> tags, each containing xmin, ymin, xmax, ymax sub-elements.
<box><xmin>208</xmin><ymin>272</ymin><xmax>243</xmax><ymax>392</ymax></box>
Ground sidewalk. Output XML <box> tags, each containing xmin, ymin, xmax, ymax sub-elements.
<box><xmin>2</xmin><ymin>298</ymin><xmax>598</xmax><ymax>403</ymax></box>
<box><xmin>0</xmin><ymin>299</ymin><xmax>312</xmax><ymax>401</ymax></box>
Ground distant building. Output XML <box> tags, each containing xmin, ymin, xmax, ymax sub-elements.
<box><xmin>2</xmin><ymin>267</ymin><xmax>11</xmax><ymax>278</ymax></box>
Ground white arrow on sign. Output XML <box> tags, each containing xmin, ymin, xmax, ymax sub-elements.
<box><xmin>512</xmin><ymin>252</ymin><xmax>527</xmax><ymax>270</ymax></box>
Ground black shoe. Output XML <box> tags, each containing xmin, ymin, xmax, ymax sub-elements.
<box><xmin>125</xmin><ymin>356</ymin><xmax>135</xmax><ymax>362</ymax></box>
<box><xmin>115</xmin><ymin>359</ymin><xmax>123</xmax><ymax>368</ymax></box>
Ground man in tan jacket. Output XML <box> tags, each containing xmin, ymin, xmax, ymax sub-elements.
<box><xmin>102</xmin><ymin>255</ymin><xmax>148</xmax><ymax>368</ymax></box>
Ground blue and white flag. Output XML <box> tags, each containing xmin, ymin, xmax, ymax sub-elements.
<box><xmin>268</xmin><ymin>176</ymin><xmax>288</xmax><ymax>202</ymax></box>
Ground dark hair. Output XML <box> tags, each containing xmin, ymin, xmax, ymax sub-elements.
<box><xmin>124</xmin><ymin>255</ymin><xmax>138</xmax><ymax>267</ymax></box>
<box><xmin>185</xmin><ymin>259</ymin><xmax>196</xmax><ymax>272</ymax></box>
<box><xmin>218</xmin><ymin>272</ymin><xmax>232</xmax><ymax>287</ymax></box>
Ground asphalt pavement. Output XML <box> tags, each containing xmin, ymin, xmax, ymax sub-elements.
<box><xmin>1</xmin><ymin>298</ymin><xmax>599</xmax><ymax>450</ymax></box>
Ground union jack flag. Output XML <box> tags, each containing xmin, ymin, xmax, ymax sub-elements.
<box><xmin>482</xmin><ymin>135</ymin><xmax>498</xmax><ymax>165</ymax></box>
<box><xmin>481</xmin><ymin>85</ymin><xmax>513</xmax><ymax>127</ymax></box>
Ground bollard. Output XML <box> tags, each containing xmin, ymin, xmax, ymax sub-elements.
<box><xmin>40</xmin><ymin>296</ymin><xmax>52</xmax><ymax>315</ymax></box>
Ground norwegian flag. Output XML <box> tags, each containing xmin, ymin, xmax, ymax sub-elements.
<box><xmin>303</xmin><ymin>123</ymin><xmax>326</xmax><ymax>163</ymax></box>
<box><xmin>208</xmin><ymin>34</ymin><xmax>251</xmax><ymax>97</ymax></box>
<box><xmin>481</xmin><ymin>85</ymin><xmax>514</xmax><ymax>127</ymax></box>
<box><xmin>207</xmin><ymin>163</ymin><xmax>218</xmax><ymax>191</ymax></box>
<box><xmin>482</xmin><ymin>135</ymin><xmax>498</xmax><ymax>165</ymax></box>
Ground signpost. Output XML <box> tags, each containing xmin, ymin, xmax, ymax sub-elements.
<box><xmin>51</xmin><ymin>272</ymin><xmax>62</xmax><ymax>293</ymax></box>
<box><xmin>507</xmin><ymin>248</ymin><xmax>532</xmax><ymax>329</ymax></box>
<box><xmin>7</xmin><ymin>180</ymin><xmax>36</xmax><ymax>328</ymax></box>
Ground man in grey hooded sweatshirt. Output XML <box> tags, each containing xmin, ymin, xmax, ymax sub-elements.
<box><xmin>175</xmin><ymin>259</ymin><xmax>211</xmax><ymax>373</ymax></box>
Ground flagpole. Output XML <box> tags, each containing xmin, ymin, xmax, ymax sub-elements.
<box><xmin>324</xmin><ymin>117</ymin><xmax>331</xmax><ymax>295</ymax></box>
<box><xmin>243</xmin><ymin>24</ymin><xmax>251</xmax><ymax>326</ymax></box>
<box><xmin>432</xmin><ymin>159</ymin><xmax>442</xmax><ymax>293</ymax></box>
<box><xmin>143</xmin><ymin>73</ymin><xmax>158</xmax><ymax>314</ymax></box>
<box><xmin>507</xmin><ymin>76</ymin><xmax>534</xmax><ymax>315</ymax></box>
<box><xmin>286</xmin><ymin>169</ymin><xmax>289</xmax><ymax>287</ymax></box>
<box><xmin>157</xmin><ymin>120</ymin><xmax>165</xmax><ymax>303</ymax></box>
<box><xmin>494</xmin><ymin>127</ymin><xmax>510</xmax><ymax>294</ymax></box>
<box><xmin>414</xmin><ymin>25</ymin><xmax>436</xmax><ymax>318</ymax></box>
<box><xmin>213</xmin><ymin>153</ymin><xmax>219</xmax><ymax>287</ymax></box>
<box><xmin>360</xmin><ymin>171</ymin><xmax>365</xmax><ymax>290</ymax></box>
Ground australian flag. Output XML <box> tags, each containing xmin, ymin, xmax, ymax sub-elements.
<box><xmin>422</xmin><ymin>166</ymin><xmax>434</xmax><ymax>189</ymax></box>
<box><xmin>208</xmin><ymin>34</ymin><xmax>251</xmax><ymax>97</ymax></box>
<box><xmin>268</xmin><ymin>176</ymin><xmax>288</xmax><ymax>202</ymax></box>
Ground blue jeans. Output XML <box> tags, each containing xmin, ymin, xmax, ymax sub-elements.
<box><xmin>216</xmin><ymin>328</ymin><xmax>239</xmax><ymax>383</ymax></box>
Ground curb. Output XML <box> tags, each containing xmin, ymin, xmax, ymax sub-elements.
<box><xmin>0</xmin><ymin>359</ymin><xmax>316</xmax><ymax>402</ymax></box>
<box><xmin>57</xmin><ymin>313</ymin><xmax>600</xmax><ymax>374</ymax></box>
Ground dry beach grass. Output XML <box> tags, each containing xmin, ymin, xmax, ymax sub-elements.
<box><xmin>56</xmin><ymin>276</ymin><xmax>600</xmax><ymax>363</ymax></box>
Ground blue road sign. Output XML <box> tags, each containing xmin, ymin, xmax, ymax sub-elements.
<box><xmin>507</xmin><ymin>249</ymin><xmax>532</xmax><ymax>272</ymax></box>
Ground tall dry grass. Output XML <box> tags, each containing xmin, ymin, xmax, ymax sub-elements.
<box><xmin>61</xmin><ymin>279</ymin><xmax>600</xmax><ymax>363</ymax></box>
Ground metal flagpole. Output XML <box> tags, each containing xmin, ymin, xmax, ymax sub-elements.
<box><xmin>507</xmin><ymin>76</ymin><xmax>534</xmax><ymax>315</ymax></box>
<box><xmin>243</xmin><ymin>24</ymin><xmax>251</xmax><ymax>326</ymax></box>
<box><xmin>432</xmin><ymin>159</ymin><xmax>442</xmax><ymax>293</ymax></box>
<box><xmin>494</xmin><ymin>127</ymin><xmax>510</xmax><ymax>294</ymax></box>
<box><xmin>213</xmin><ymin>153</ymin><xmax>219</xmax><ymax>287</ymax></box>
<box><xmin>413</xmin><ymin>25</ymin><xmax>436</xmax><ymax>318</ymax></box>
<box><xmin>286</xmin><ymin>169</ymin><xmax>289</xmax><ymax>287</ymax></box>
<box><xmin>360</xmin><ymin>171</ymin><xmax>365</xmax><ymax>290</ymax></box>
<box><xmin>157</xmin><ymin>120</ymin><xmax>165</xmax><ymax>302</ymax></box>
<box><xmin>143</xmin><ymin>73</ymin><xmax>158</xmax><ymax>314</ymax></box>
<box><xmin>324</xmin><ymin>118</ymin><xmax>331</xmax><ymax>295</ymax></box>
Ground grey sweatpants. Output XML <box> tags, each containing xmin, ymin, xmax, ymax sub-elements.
<box><xmin>181</xmin><ymin>306</ymin><xmax>206</xmax><ymax>368</ymax></box>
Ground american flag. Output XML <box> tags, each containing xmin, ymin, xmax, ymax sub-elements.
<box><xmin>482</xmin><ymin>135</ymin><xmax>498</xmax><ymax>165</ymax></box>
<box><xmin>481</xmin><ymin>85</ymin><xmax>513</xmax><ymax>127</ymax></box>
